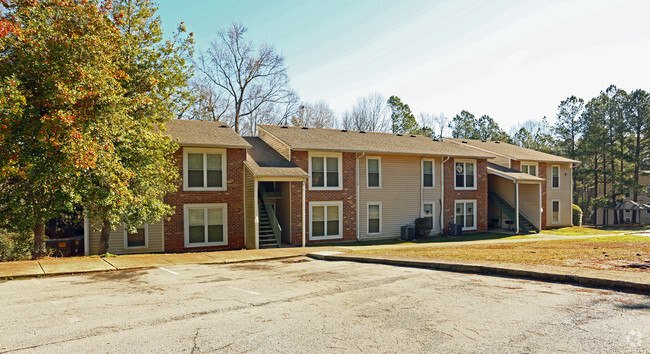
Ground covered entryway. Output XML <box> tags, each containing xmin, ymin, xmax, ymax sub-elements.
<box><xmin>598</xmin><ymin>200</ymin><xmax>650</xmax><ymax>225</ymax></box>
<box><xmin>487</xmin><ymin>163</ymin><xmax>544</xmax><ymax>233</ymax></box>
<box><xmin>243</xmin><ymin>137</ymin><xmax>308</xmax><ymax>249</ymax></box>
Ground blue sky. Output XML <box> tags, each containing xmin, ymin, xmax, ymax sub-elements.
<box><xmin>158</xmin><ymin>0</ymin><xmax>650</xmax><ymax>130</ymax></box>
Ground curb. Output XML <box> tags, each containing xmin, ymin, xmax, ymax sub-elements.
<box><xmin>307</xmin><ymin>252</ymin><xmax>650</xmax><ymax>295</ymax></box>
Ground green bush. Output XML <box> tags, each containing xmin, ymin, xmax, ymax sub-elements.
<box><xmin>572</xmin><ymin>204</ymin><xmax>583</xmax><ymax>227</ymax></box>
<box><xmin>414</xmin><ymin>217</ymin><xmax>432</xmax><ymax>238</ymax></box>
<box><xmin>0</xmin><ymin>230</ymin><xmax>33</xmax><ymax>262</ymax></box>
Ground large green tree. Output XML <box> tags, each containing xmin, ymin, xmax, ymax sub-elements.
<box><xmin>387</xmin><ymin>96</ymin><xmax>419</xmax><ymax>134</ymax></box>
<box><xmin>554</xmin><ymin>95</ymin><xmax>584</xmax><ymax>160</ymax></box>
<box><xmin>0</xmin><ymin>0</ymin><xmax>127</xmax><ymax>257</ymax></box>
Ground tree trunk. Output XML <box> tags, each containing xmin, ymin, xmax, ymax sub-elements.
<box><xmin>98</xmin><ymin>219</ymin><xmax>111</xmax><ymax>255</ymax></box>
<box><xmin>32</xmin><ymin>221</ymin><xmax>47</xmax><ymax>259</ymax></box>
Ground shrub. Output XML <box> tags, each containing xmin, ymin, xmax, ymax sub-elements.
<box><xmin>0</xmin><ymin>230</ymin><xmax>33</xmax><ymax>262</ymax></box>
<box><xmin>414</xmin><ymin>217</ymin><xmax>432</xmax><ymax>238</ymax></box>
<box><xmin>572</xmin><ymin>204</ymin><xmax>583</xmax><ymax>226</ymax></box>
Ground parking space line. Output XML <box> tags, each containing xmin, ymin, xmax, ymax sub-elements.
<box><xmin>227</xmin><ymin>286</ymin><xmax>260</xmax><ymax>295</ymax></box>
<box><xmin>159</xmin><ymin>267</ymin><xmax>179</xmax><ymax>275</ymax></box>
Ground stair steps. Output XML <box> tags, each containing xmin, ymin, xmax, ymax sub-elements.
<box><xmin>488</xmin><ymin>191</ymin><xmax>539</xmax><ymax>233</ymax></box>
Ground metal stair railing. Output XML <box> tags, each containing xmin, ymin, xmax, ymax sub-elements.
<box><xmin>488</xmin><ymin>191</ymin><xmax>539</xmax><ymax>233</ymax></box>
<box><xmin>258</xmin><ymin>184</ymin><xmax>282</xmax><ymax>247</ymax></box>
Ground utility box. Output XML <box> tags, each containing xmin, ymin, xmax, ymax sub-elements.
<box><xmin>45</xmin><ymin>238</ymin><xmax>74</xmax><ymax>257</ymax></box>
<box><xmin>400</xmin><ymin>225</ymin><xmax>415</xmax><ymax>241</ymax></box>
<box><xmin>449</xmin><ymin>223</ymin><xmax>463</xmax><ymax>236</ymax></box>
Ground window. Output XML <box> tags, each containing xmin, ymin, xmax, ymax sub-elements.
<box><xmin>646</xmin><ymin>187</ymin><xmax>650</xmax><ymax>197</ymax></box>
<box><xmin>521</xmin><ymin>163</ymin><xmax>537</xmax><ymax>177</ymax></box>
<box><xmin>367</xmin><ymin>203</ymin><xmax>381</xmax><ymax>234</ymax></box>
<box><xmin>423</xmin><ymin>160</ymin><xmax>434</xmax><ymax>188</ymax></box>
<box><xmin>552</xmin><ymin>200</ymin><xmax>560</xmax><ymax>224</ymax></box>
<box><xmin>552</xmin><ymin>166</ymin><xmax>560</xmax><ymax>189</ymax></box>
<box><xmin>455</xmin><ymin>160</ymin><xmax>476</xmax><ymax>189</ymax></box>
<box><xmin>309</xmin><ymin>153</ymin><xmax>341</xmax><ymax>190</ymax></box>
<box><xmin>184</xmin><ymin>204</ymin><xmax>227</xmax><ymax>247</ymax></box>
<box><xmin>367</xmin><ymin>157</ymin><xmax>381</xmax><ymax>188</ymax></box>
<box><xmin>423</xmin><ymin>203</ymin><xmax>434</xmax><ymax>231</ymax></box>
<box><xmin>183</xmin><ymin>148</ymin><xmax>226</xmax><ymax>190</ymax></box>
<box><xmin>310</xmin><ymin>202</ymin><xmax>342</xmax><ymax>240</ymax></box>
<box><xmin>455</xmin><ymin>200</ymin><xmax>476</xmax><ymax>230</ymax></box>
<box><xmin>124</xmin><ymin>224</ymin><xmax>147</xmax><ymax>248</ymax></box>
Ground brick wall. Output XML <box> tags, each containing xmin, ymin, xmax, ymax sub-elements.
<box><xmin>443</xmin><ymin>158</ymin><xmax>488</xmax><ymax>233</ymax></box>
<box><xmin>539</xmin><ymin>162</ymin><xmax>548</xmax><ymax>229</ymax></box>
<box><xmin>163</xmin><ymin>146</ymin><xmax>246</xmax><ymax>252</ymax></box>
<box><xmin>290</xmin><ymin>150</ymin><xmax>357</xmax><ymax>244</ymax></box>
<box><xmin>510</xmin><ymin>160</ymin><xmax>520</xmax><ymax>171</ymax></box>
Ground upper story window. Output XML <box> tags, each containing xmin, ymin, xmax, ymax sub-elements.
<box><xmin>552</xmin><ymin>165</ymin><xmax>560</xmax><ymax>189</ymax></box>
<box><xmin>455</xmin><ymin>160</ymin><xmax>476</xmax><ymax>190</ymax></box>
<box><xmin>309</xmin><ymin>152</ymin><xmax>342</xmax><ymax>190</ymax></box>
<box><xmin>367</xmin><ymin>157</ymin><xmax>381</xmax><ymax>188</ymax></box>
<box><xmin>521</xmin><ymin>163</ymin><xmax>537</xmax><ymax>176</ymax></box>
<box><xmin>423</xmin><ymin>160</ymin><xmax>434</xmax><ymax>188</ymax></box>
<box><xmin>183</xmin><ymin>148</ymin><xmax>226</xmax><ymax>191</ymax></box>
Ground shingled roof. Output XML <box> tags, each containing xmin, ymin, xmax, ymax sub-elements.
<box><xmin>163</xmin><ymin>119</ymin><xmax>251</xmax><ymax>149</ymax></box>
<box><xmin>448</xmin><ymin>138</ymin><xmax>580</xmax><ymax>164</ymax></box>
<box><xmin>258</xmin><ymin>125</ymin><xmax>494</xmax><ymax>158</ymax></box>
<box><xmin>243</xmin><ymin>137</ymin><xmax>308</xmax><ymax>178</ymax></box>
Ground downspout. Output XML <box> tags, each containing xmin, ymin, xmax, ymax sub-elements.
<box><xmin>356</xmin><ymin>152</ymin><xmax>365</xmax><ymax>240</ymax></box>
<box><xmin>302</xmin><ymin>179</ymin><xmax>306</xmax><ymax>247</ymax></box>
<box><xmin>420</xmin><ymin>156</ymin><xmax>424</xmax><ymax>227</ymax></box>
<box><xmin>539</xmin><ymin>182</ymin><xmax>542</xmax><ymax>231</ymax></box>
<box><xmin>441</xmin><ymin>156</ymin><xmax>450</xmax><ymax>233</ymax></box>
<box><xmin>515</xmin><ymin>181</ymin><xmax>520</xmax><ymax>233</ymax></box>
<box><xmin>570</xmin><ymin>163</ymin><xmax>574</xmax><ymax>226</ymax></box>
<box><xmin>83</xmin><ymin>208</ymin><xmax>89</xmax><ymax>256</ymax></box>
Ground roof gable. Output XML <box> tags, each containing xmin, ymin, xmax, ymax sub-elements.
<box><xmin>163</xmin><ymin>119</ymin><xmax>251</xmax><ymax>149</ymax></box>
<box><xmin>448</xmin><ymin>138</ymin><xmax>580</xmax><ymax>164</ymax></box>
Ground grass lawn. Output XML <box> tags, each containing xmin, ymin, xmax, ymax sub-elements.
<box><xmin>351</xmin><ymin>235</ymin><xmax>650</xmax><ymax>273</ymax></box>
<box><xmin>307</xmin><ymin>232</ymin><xmax>540</xmax><ymax>247</ymax></box>
<box><xmin>540</xmin><ymin>226</ymin><xmax>630</xmax><ymax>236</ymax></box>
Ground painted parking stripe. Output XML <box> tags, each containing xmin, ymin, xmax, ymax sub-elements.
<box><xmin>227</xmin><ymin>286</ymin><xmax>261</xmax><ymax>295</ymax></box>
<box><xmin>159</xmin><ymin>267</ymin><xmax>179</xmax><ymax>275</ymax></box>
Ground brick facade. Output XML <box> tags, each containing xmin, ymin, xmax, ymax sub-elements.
<box><xmin>443</xmin><ymin>158</ymin><xmax>488</xmax><ymax>233</ymax></box>
<box><xmin>290</xmin><ymin>150</ymin><xmax>357</xmax><ymax>244</ymax></box>
<box><xmin>163</xmin><ymin>146</ymin><xmax>246</xmax><ymax>252</ymax></box>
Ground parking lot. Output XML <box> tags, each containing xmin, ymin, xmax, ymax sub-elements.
<box><xmin>1</xmin><ymin>258</ymin><xmax>648</xmax><ymax>352</ymax></box>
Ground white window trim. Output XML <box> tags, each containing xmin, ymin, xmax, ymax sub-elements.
<box><xmin>183</xmin><ymin>147</ymin><xmax>227</xmax><ymax>191</ymax></box>
<box><xmin>455</xmin><ymin>199</ymin><xmax>477</xmax><ymax>231</ymax></box>
<box><xmin>551</xmin><ymin>165</ymin><xmax>560</xmax><ymax>189</ymax></box>
<box><xmin>521</xmin><ymin>161</ymin><xmax>539</xmax><ymax>177</ymax></box>
<box><xmin>367</xmin><ymin>202</ymin><xmax>382</xmax><ymax>235</ymax></box>
<box><xmin>422</xmin><ymin>201</ymin><xmax>435</xmax><ymax>234</ymax></box>
<box><xmin>366</xmin><ymin>156</ymin><xmax>382</xmax><ymax>189</ymax></box>
<box><xmin>309</xmin><ymin>201</ymin><xmax>343</xmax><ymax>240</ymax></box>
<box><xmin>551</xmin><ymin>199</ymin><xmax>560</xmax><ymax>224</ymax></box>
<box><xmin>454</xmin><ymin>159</ymin><xmax>477</xmax><ymax>191</ymax></box>
<box><xmin>308</xmin><ymin>152</ymin><xmax>343</xmax><ymax>191</ymax></box>
<box><xmin>422</xmin><ymin>159</ymin><xmax>435</xmax><ymax>189</ymax></box>
<box><xmin>123</xmin><ymin>223</ymin><xmax>148</xmax><ymax>249</ymax></box>
<box><xmin>183</xmin><ymin>203</ymin><xmax>228</xmax><ymax>247</ymax></box>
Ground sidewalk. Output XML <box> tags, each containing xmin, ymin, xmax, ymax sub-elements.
<box><xmin>308</xmin><ymin>251</ymin><xmax>650</xmax><ymax>294</ymax></box>
<box><xmin>0</xmin><ymin>247</ymin><xmax>341</xmax><ymax>279</ymax></box>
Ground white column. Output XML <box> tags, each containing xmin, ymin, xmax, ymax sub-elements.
<box><xmin>515</xmin><ymin>181</ymin><xmax>520</xmax><ymax>233</ymax></box>
<box><xmin>538</xmin><ymin>183</ymin><xmax>542</xmax><ymax>230</ymax></box>
<box><xmin>302</xmin><ymin>180</ymin><xmax>306</xmax><ymax>248</ymax></box>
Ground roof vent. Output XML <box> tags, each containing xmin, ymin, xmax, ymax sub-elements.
<box><xmin>410</xmin><ymin>135</ymin><xmax>416</xmax><ymax>137</ymax></box>
<box><xmin>341</xmin><ymin>129</ymin><xmax>347</xmax><ymax>132</ymax></box>
<box><xmin>301</xmin><ymin>126</ymin><xmax>308</xmax><ymax>130</ymax></box>
<box><xmin>432</xmin><ymin>138</ymin><xmax>439</xmax><ymax>142</ymax></box>
<box><xmin>462</xmin><ymin>141</ymin><xmax>467</xmax><ymax>144</ymax></box>
<box><xmin>495</xmin><ymin>141</ymin><xmax>501</xmax><ymax>144</ymax></box>
<box><xmin>359</xmin><ymin>131</ymin><xmax>365</xmax><ymax>134</ymax></box>
<box><xmin>219</xmin><ymin>124</ymin><xmax>228</xmax><ymax>128</ymax></box>
<box><xmin>396</xmin><ymin>133</ymin><xmax>403</xmax><ymax>136</ymax></box>
<box><xmin>281</xmin><ymin>126</ymin><xmax>288</xmax><ymax>129</ymax></box>
<box><xmin>481</xmin><ymin>140</ymin><xmax>486</xmax><ymax>142</ymax></box>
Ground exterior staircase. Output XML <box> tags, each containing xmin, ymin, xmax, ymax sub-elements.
<box><xmin>258</xmin><ymin>203</ymin><xmax>279</xmax><ymax>248</ymax></box>
<box><xmin>488</xmin><ymin>191</ymin><xmax>539</xmax><ymax>233</ymax></box>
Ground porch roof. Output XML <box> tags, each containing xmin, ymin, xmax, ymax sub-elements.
<box><xmin>605</xmin><ymin>200</ymin><xmax>650</xmax><ymax>210</ymax></box>
<box><xmin>487</xmin><ymin>163</ymin><xmax>544</xmax><ymax>182</ymax></box>
<box><xmin>243</xmin><ymin>137</ymin><xmax>308</xmax><ymax>178</ymax></box>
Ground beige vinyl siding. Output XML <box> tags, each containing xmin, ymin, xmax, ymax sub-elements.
<box><xmin>358</xmin><ymin>154</ymin><xmax>442</xmax><ymax>240</ymax></box>
<box><xmin>244</xmin><ymin>167</ymin><xmax>256</xmax><ymax>249</ymax></box>
<box><xmin>546</xmin><ymin>163</ymin><xmax>572</xmax><ymax>227</ymax></box>
<box><xmin>258</xmin><ymin>129</ymin><xmax>291</xmax><ymax>160</ymax></box>
<box><xmin>518</xmin><ymin>183</ymin><xmax>541</xmax><ymax>229</ymax></box>
<box><xmin>88</xmin><ymin>219</ymin><xmax>164</xmax><ymax>255</ymax></box>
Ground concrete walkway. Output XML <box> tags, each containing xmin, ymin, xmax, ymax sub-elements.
<box><xmin>0</xmin><ymin>247</ymin><xmax>340</xmax><ymax>279</ymax></box>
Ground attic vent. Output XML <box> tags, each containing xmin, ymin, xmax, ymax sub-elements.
<box><xmin>462</xmin><ymin>141</ymin><xmax>467</xmax><ymax>143</ymax></box>
<box><xmin>341</xmin><ymin>129</ymin><xmax>347</xmax><ymax>132</ymax></box>
<box><xmin>396</xmin><ymin>133</ymin><xmax>403</xmax><ymax>136</ymax></box>
<box><xmin>301</xmin><ymin>126</ymin><xmax>308</xmax><ymax>130</ymax></box>
<box><xmin>219</xmin><ymin>124</ymin><xmax>228</xmax><ymax>128</ymax></box>
<box><xmin>281</xmin><ymin>126</ymin><xmax>288</xmax><ymax>129</ymax></box>
<box><xmin>359</xmin><ymin>131</ymin><xmax>366</xmax><ymax>134</ymax></box>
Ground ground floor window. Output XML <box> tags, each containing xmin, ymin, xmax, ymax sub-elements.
<box><xmin>455</xmin><ymin>200</ymin><xmax>476</xmax><ymax>230</ymax></box>
<box><xmin>310</xmin><ymin>201</ymin><xmax>343</xmax><ymax>240</ymax></box>
<box><xmin>184</xmin><ymin>204</ymin><xmax>228</xmax><ymax>247</ymax></box>
<box><xmin>423</xmin><ymin>203</ymin><xmax>434</xmax><ymax>230</ymax></box>
<box><xmin>124</xmin><ymin>224</ymin><xmax>147</xmax><ymax>248</ymax></box>
<box><xmin>552</xmin><ymin>200</ymin><xmax>560</xmax><ymax>224</ymax></box>
<box><xmin>367</xmin><ymin>203</ymin><xmax>381</xmax><ymax>234</ymax></box>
